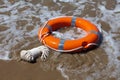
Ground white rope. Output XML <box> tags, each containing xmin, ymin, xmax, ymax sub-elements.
<box><xmin>20</xmin><ymin>45</ymin><xmax>49</xmax><ymax>62</ymax></box>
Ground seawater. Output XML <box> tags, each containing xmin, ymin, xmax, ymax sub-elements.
<box><xmin>0</xmin><ymin>0</ymin><xmax>120</xmax><ymax>80</ymax></box>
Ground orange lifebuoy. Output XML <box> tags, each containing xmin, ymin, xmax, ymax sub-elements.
<box><xmin>38</xmin><ymin>16</ymin><xmax>100</xmax><ymax>52</ymax></box>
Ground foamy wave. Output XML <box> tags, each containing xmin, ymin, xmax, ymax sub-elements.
<box><xmin>57</xmin><ymin>64</ymin><xmax>69</xmax><ymax>80</ymax></box>
<box><xmin>0</xmin><ymin>51</ymin><xmax>11</xmax><ymax>60</ymax></box>
<box><xmin>0</xmin><ymin>0</ymin><xmax>62</xmax><ymax>60</ymax></box>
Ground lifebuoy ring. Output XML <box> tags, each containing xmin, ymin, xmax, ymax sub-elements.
<box><xmin>38</xmin><ymin>16</ymin><xmax>100</xmax><ymax>52</ymax></box>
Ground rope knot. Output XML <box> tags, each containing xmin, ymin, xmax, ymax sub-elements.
<box><xmin>20</xmin><ymin>45</ymin><xmax>49</xmax><ymax>62</ymax></box>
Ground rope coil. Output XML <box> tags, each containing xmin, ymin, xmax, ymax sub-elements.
<box><xmin>20</xmin><ymin>46</ymin><xmax>49</xmax><ymax>62</ymax></box>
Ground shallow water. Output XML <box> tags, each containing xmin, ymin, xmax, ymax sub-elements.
<box><xmin>0</xmin><ymin>0</ymin><xmax>120</xmax><ymax>80</ymax></box>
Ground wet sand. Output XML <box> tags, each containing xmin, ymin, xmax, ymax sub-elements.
<box><xmin>0</xmin><ymin>60</ymin><xmax>64</xmax><ymax>80</ymax></box>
